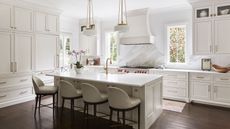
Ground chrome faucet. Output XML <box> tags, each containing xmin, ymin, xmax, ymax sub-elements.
<box><xmin>105</xmin><ymin>58</ymin><xmax>112</xmax><ymax>75</ymax></box>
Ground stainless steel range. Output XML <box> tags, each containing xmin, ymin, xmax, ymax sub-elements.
<box><xmin>117</xmin><ymin>66</ymin><xmax>154</xmax><ymax>74</ymax></box>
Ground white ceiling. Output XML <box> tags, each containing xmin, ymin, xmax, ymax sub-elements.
<box><xmin>21</xmin><ymin>0</ymin><xmax>192</xmax><ymax>18</ymax></box>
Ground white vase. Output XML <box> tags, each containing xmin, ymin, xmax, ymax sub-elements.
<box><xmin>75</xmin><ymin>68</ymin><xmax>82</xmax><ymax>74</ymax></box>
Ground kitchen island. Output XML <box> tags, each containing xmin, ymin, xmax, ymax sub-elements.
<box><xmin>48</xmin><ymin>71</ymin><xmax>163</xmax><ymax>129</ymax></box>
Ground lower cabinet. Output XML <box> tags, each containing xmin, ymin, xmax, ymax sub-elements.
<box><xmin>213</xmin><ymin>84</ymin><xmax>230</xmax><ymax>103</ymax></box>
<box><xmin>190</xmin><ymin>73</ymin><xmax>230</xmax><ymax>106</ymax></box>
<box><xmin>0</xmin><ymin>75</ymin><xmax>34</xmax><ymax>108</ymax></box>
<box><xmin>190</xmin><ymin>82</ymin><xmax>211</xmax><ymax>100</ymax></box>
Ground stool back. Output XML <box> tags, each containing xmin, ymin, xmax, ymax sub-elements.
<box><xmin>60</xmin><ymin>80</ymin><xmax>79</xmax><ymax>98</ymax></box>
<box><xmin>81</xmin><ymin>83</ymin><xmax>102</xmax><ymax>103</ymax></box>
<box><xmin>108</xmin><ymin>87</ymin><xmax>131</xmax><ymax>109</ymax></box>
<box><xmin>32</xmin><ymin>76</ymin><xmax>45</xmax><ymax>94</ymax></box>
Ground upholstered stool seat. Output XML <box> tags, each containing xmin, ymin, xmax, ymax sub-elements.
<box><xmin>81</xmin><ymin>83</ymin><xmax>108</xmax><ymax>118</ymax></box>
<box><xmin>108</xmin><ymin>86</ymin><xmax>141</xmax><ymax>129</ymax></box>
<box><xmin>32</xmin><ymin>76</ymin><xmax>58</xmax><ymax>116</ymax></box>
<box><xmin>60</xmin><ymin>80</ymin><xmax>82</xmax><ymax>112</ymax></box>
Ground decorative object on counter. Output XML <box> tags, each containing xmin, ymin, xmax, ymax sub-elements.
<box><xmin>82</xmin><ymin>0</ymin><xmax>96</xmax><ymax>36</ymax></box>
<box><xmin>201</xmin><ymin>58</ymin><xmax>212</xmax><ymax>71</ymax></box>
<box><xmin>68</xmin><ymin>50</ymin><xmax>86</xmax><ymax>74</ymax></box>
<box><xmin>114</xmin><ymin>0</ymin><xmax>129</xmax><ymax>33</ymax></box>
<box><xmin>212</xmin><ymin>64</ymin><xmax>230</xmax><ymax>73</ymax></box>
<box><xmin>86</xmin><ymin>57</ymin><xmax>100</xmax><ymax>65</ymax></box>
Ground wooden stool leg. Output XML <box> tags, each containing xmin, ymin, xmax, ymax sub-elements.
<box><xmin>83</xmin><ymin>102</ymin><xmax>86</xmax><ymax>116</ymax></box>
<box><xmin>39</xmin><ymin>95</ymin><xmax>41</xmax><ymax>110</ymax></box>
<box><xmin>117</xmin><ymin>111</ymin><xmax>120</xmax><ymax>123</ymax></box>
<box><xmin>138</xmin><ymin>105</ymin><xmax>140</xmax><ymax>129</ymax></box>
<box><xmin>122</xmin><ymin>111</ymin><xmax>126</xmax><ymax>128</ymax></box>
<box><xmin>61</xmin><ymin>98</ymin><xmax>65</xmax><ymax>113</ymax></box>
<box><xmin>93</xmin><ymin>104</ymin><xmax>97</xmax><ymax>117</ymax></box>
<box><xmin>53</xmin><ymin>94</ymin><xmax>55</xmax><ymax>109</ymax></box>
<box><xmin>109</xmin><ymin>108</ymin><xmax>113</xmax><ymax>121</ymax></box>
<box><xmin>70</xmin><ymin>99</ymin><xmax>73</xmax><ymax>111</ymax></box>
<box><xmin>34</xmin><ymin>95</ymin><xmax>38</xmax><ymax>116</ymax></box>
<box><xmin>56</xmin><ymin>92</ymin><xmax>58</xmax><ymax>107</ymax></box>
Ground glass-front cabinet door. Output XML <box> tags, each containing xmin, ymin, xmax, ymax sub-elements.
<box><xmin>59</xmin><ymin>33</ymin><xmax>73</xmax><ymax>69</ymax></box>
<box><xmin>215</xmin><ymin>3</ymin><xmax>230</xmax><ymax>18</ymax></box>
<box><xmin>194</xmin><ymin>6</ymin><xmax>212</xmax><ymax>21</ymax></box>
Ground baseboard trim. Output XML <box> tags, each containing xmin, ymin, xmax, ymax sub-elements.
<box><xmin>0</xmin><ymin>95</ymin><xmax>35</xmax><ymax>108</ymax></box>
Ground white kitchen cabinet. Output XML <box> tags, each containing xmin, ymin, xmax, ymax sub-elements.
<box><xmin>194</xmin><ymin>21</ymin><xmax>212</xmax><ymax>54</ymax></box>
<box><xmin>79</xmin><ymin>34</ymin><xmax>97</xmax><ymax>56</ymax></box>
<box><xmin>14</xmin><ymin>7</ymin><xmax>33</xmax><ymax>33</ymax></box>
<box><xmin>214</xmin><ymin>19</ymin><xmax>230</xmax><ymax>54</ymax></box>
<box><xmin>14</xmin><ymin>33</ymin><xmax>33</xmax><ymax>73</ymax></box>
<box><xmin>35</xmin><ymin>12</ymin><xmax>59</xmax><ymax>34</ymax></box>
<box><xmin>190</xmin><ymin>82</ymin><xmax>211</xmax><ymax>100</ymax></box>
<box><xmin>0</xmin><ymin>3</ymin><xmax>12</xmax><ymax>31</ymax></box>
<box><xmin>213</xmin><ymin>84</ymin><xmax>230</xmax><ymax>103</ymax></box>
<box><xmin>0</xmin><ymin>32</ymin><xmax>12</xmax><ymax>74</ymax></box>
<box><xmin>192</xmin><ymin>1</ymin><xmax>230</xmax><ymax>55</ymax></box>
<box><xmin>35</xmin><ymin>34</ymin><xmax>58</xmax><ymax>71</ymax></box>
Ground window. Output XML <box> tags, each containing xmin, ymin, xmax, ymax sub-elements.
<box><xmin>167</xmin><ymin>25</ymin><xmax>186</xmax><ymax>64</ymax></box>
<box><xmin>106</xmin><ymin>32</ymin><xmax>119</xmax><ymax>63</ymax></box>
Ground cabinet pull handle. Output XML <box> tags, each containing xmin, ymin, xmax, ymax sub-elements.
<box><xmin>14</xmin><ymin>62</ymin><xmax>17</xmax><ymax>72</ymax></box>
<box><xmin>220</xmin><ymin>78</ymin><xmax>229</xmax><ymax>80</ymax></box>
<box><xmin>215</xmin><ymin>45</ymin><xmax>218</xmax><ymax>52</ymax></box>
<box><xmin>20</xmin><ymin>79</ymin><xmax>28</xmax><ymax>82</ymax></box>
<box><xmin>19</xmin><ymin>91</ymin><xmax>28</xmax><ymax>95</ymax></box>
<box><xmin>0</xmin><ymin>95</ymin><xmax>7</xmax><ymax>98</ymax></box>
<box><xmin>10</xmin><ymin>62</ymin><xmax>13</xmax><ymax>72</ymax></box>
<box><xmin>213</xmin><ymin>14</ymin><xmax>216</xmax><ymax>17</ymax></box>
<box><xmin>0</xmin><ymin>82</ymin><xmax>7</xmax><ymax>85</ymax></box>
<box><xmin>196</xmin><ymin>76</ymin><xmax>204</xmax><ymax>79</ymax></box>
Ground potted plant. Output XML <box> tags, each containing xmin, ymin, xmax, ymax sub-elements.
<box><xmin>69</xmin><ymin>50</ymin><xmax>86</xmax><ymax>74</ymax></box>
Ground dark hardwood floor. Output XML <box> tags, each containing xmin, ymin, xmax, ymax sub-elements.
<box><xmin>1</xmin><ymin>98</ymin><xmax>230</xmax><ymax>129</ymax></box>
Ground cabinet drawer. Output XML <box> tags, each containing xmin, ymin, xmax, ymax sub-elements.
<box><xmin>163</xmin><ymin>72</ymin><xmax>188</xmax><ymax>80</ymax></box>
<box><xmin>190</xmin><ymin>73</ymin><xmax>212</xmax><ymax>81</ymax></box>
<box><xmin>163</xmin><ymin>80</ymin><xmax>187</xmax><ymax>88</ymax></box>
<box><xmin>0</xmin><ymin>87</ymin><xmax>33</xmax><ymax>102</ymax></box>
<box><xmin>163</xmin><ymin>87</ymin><xmax>186</xmax><ymax>97</ymax></box>
<box><xmin>0</xmin><ymin>76</ymin><xmax>32</xmax><ymax>87</ymax></box>
<box><xmin>214</xmin><ymin>75</ymin><xmax>230</xmax><ymax>84</ymax></box>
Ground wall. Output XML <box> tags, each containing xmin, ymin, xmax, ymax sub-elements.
<box><xmin>60</xmin><ymin>16</ymin><xmax>79</xmax><ymax>49</ymax></box>
<box><xmin>98</xmin><ymin>7</ymin><xmax>230</xmax><ymax>69</ymax></box>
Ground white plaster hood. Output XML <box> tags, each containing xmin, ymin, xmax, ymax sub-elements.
<box><xmin>120</xmin><ymin>8</ymin><xmax>155</xmax><ymax>45</ymax></box>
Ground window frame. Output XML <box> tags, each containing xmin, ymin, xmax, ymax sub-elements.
<box><xmin>166</xmin><ymin>23</ymin><xmax>188</xmax><ymax>65</ymax></box>
<box><xmin>105</xmin><ymin>31</ymin><xmax>119</xmax><ymax>64</ymax></box>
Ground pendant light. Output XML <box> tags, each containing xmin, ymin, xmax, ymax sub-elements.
<box><xmin>114</xmin><ymin>0</ymin><xmax>129</xmax><ymax>33</ymax></box>
<box><xmin>83</xmin><ymin>0</ymin><xmax>96</xmax><ymax>36</ymax></box>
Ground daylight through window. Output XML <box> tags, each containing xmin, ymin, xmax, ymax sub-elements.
<box><xmin>167</xmin><ymin>25</ymin><xmax>186</xmax><ymax>64</ymax></box>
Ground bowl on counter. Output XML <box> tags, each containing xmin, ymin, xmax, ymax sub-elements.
<box><xmin>212</xmin><ymin>64</ymin><xmax>230</xmax><ymax>73</ymax></box>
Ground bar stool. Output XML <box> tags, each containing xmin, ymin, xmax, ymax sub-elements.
<box><xmin>81</xmin><ymin>83</ymin><xmax>108</xmax><ymax>118</ymax></box>
<box><xmin>108</xmin><ymin>87</ymin><xmax>141</xmax><ymax>129</ymax></box>
<box><xmin>32</xmin><ymin>76</ymin><xmax>58</xmax><ymax>116</ymax></box>
<box><xmin>60</xmin><ymin>80</ymin><xmax>82</xmax><ymax>113</ymax></box>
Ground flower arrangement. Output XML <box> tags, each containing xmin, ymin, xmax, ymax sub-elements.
<box><xmin>68</xmin><ymin>50</ymin><xmax>86</xmax><ymax>69</ymax></box>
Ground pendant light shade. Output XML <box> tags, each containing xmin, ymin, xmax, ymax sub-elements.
<box><xmin>83</xmin><ymin>0</ymin><xmax>96</xmax><ymax>36</ymax></box>
<box><xmin>114</xmin><ymin>0</ymin><xmax>129</xmax><ymax>33</ymax></box>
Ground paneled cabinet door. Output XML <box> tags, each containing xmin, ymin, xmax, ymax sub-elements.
<box><xmin>0</xmin><ymin>3</ymin><xmax>12</xmax><ymax>31</ymax></box>
<box><xmin>47</xmin><ymin>14</ymin><xmax>58</xmax><ymax>34</ymax></box>
<box><xmin>35</xmin><ymin>34</ymin><xmax>57</xmax><ymax>71</ymax></box>
<box><xmin>0</xmin><ymin>32</ymin><xmax>12</xmax><ymax>74</ymax></box>
<box><xmin>194</xmin><ymin>21</ymin><xmax>213</xmax><ymax>54</ymax></box>
<box><xmin>14</xmin><ymin>7</ymin><xmax>33</xmax><ymax>32</ymax></box>
<box><xmin>35</xmin><ymin>12</ymin><xmax>46</xmax><ymax>33</ymax></box>
<box><xmin>214</xmin><ymin>19</ymin><xmax>230</xmax><ymax>54</ymax></box>
<box><xmin>190</xmin><ymin>82</ymin><xmax>211</xmax><ymax>100</ymax></box>
<box><xmin>14</xmin><ymin>34</ymin><xmax>33</xmax><ymax>73</ymax></box>
<box><xmin>213</xmin><ymin>85</ymin><xmax>230</xmax><ymax>103</ymax></box>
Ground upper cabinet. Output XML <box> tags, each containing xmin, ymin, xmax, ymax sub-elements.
<box><xmin>0</xmin><ymin>3</ymin><xmax>33</xmax><ymax>33</ymax></box>
<box><xmin>35</xmin><ymin>12</ymin><xmax>59</xmax><ymax>35</ymax></box>
<box><xmin>192</xmin><ymin>1</ymin><xmax>230</xmax><ymax>55</ymax></box>
<box><xmin>14</xmin><ymin>7</ymin><xmax>33</xmax><ymax>33</ymax></box>
<box><xmin>0</xmin><ymin>3</ymin><xmax>12</xmax><ymax>31</ymax></box>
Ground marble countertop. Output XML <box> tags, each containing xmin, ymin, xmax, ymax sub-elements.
<box><xmin>47</xmin><ymin>71</ymin><xmax>162</xmax><ymax>87</ymax></box>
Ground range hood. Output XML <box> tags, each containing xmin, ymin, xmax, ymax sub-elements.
<box><xmin>120</xmin><ymin>8</ymin><xmax>155</xmax><ymax>45</ymax></box>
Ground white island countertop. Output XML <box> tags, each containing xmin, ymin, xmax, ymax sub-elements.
<box><xmin>47</xmin><ymin>71</ymin><xmax>162</xmax><ymax>87</ymax></box>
